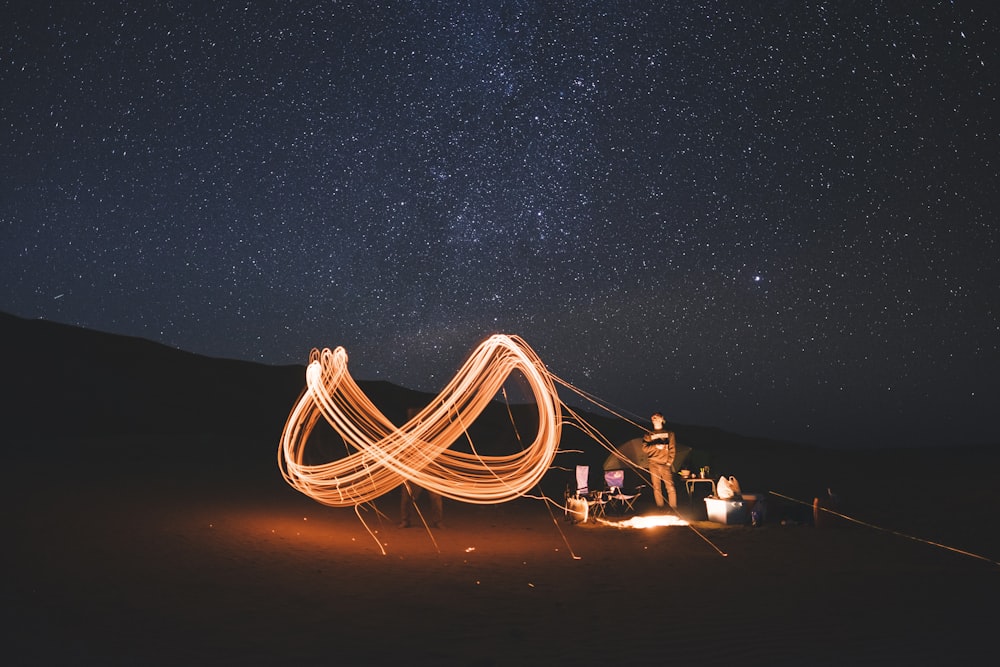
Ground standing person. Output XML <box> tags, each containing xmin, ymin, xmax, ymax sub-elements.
<box><xmin>399</xmin><ymin>480</ymin><xmax>444</xmax><ymax>528</ymax></box>
<box><xmin>398</xmin><ymin>407</ymin><xmax>444</xmax><ymax>528</ymax></box>
<box><xmin>642</xmin><ymin>412</ymin><xmax>677</xmax><ymax>509</ymax></box>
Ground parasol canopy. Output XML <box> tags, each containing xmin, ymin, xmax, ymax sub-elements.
<box><xmin>603</xmin><ymin>437</ymin><xmax>692</xmax><ymax>474</ymax></box>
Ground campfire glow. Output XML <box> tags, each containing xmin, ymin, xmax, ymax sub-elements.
<box><xmin>605</xmin><ymin>514</ymin><xmax>689</xmax><ymax>529</ymax></box>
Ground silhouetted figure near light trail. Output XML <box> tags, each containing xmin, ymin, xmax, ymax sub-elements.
<box><xmin>399</xmin><ymin>480</ymin><xmax>444</xmax><ymax>528</ymax></box>
<box><xmin>398</xmin><ymin>407</ymin><xmax>443</xmax><ymax>528</ymax></box>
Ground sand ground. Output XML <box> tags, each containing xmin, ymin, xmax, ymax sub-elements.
<box><xmin>8</xmin><ymin>436</ymin><xmax>999</xmax><ymax>666</ymax></box>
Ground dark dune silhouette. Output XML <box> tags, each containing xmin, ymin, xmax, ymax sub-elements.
<box><xmin>1</xmin><ymin>311</ymin><xmax>827</xmax><ymax>487</ymax></box>
<box><xmin>4</xmin><ymin>312</ymin><xmax>998</xmax><ymax>665</ymax></box>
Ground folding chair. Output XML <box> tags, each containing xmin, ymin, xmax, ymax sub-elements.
<box><xmin>604</xmin><ymin>469</ymin><xmax>640</xmax><ymax>515</ymax></box>
<box><xmin>575</xmin><ymin>464</ymin><xmax>590</xmax><ymax>497</ymax></box>
<box><xmin>568</xmin><ymin>465</ymin><xmax>606</xmax><ymax>522</ymax></box>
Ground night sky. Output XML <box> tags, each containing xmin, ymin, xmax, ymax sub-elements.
<box><xmin>3</xmin><ymin>1</ymin><xmax>998</xmax><ymax>449</ymax></box>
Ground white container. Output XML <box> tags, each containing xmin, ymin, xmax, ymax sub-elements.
<box><xmin>704</xmin><ymin>497</ymin><xmax>747</xmax><ymax>524</ymax></box>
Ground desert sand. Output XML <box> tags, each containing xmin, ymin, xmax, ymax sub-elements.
<box><xmin>8</xmin><ymin>432</ymin><xmax>999</xmax><ymax>667</ymax></box>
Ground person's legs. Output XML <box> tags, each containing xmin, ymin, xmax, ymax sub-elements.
<box><xmin>650</xmin><ymin>466</ymin><xmax>665</xmax><ymax>507</ymax></box>
<box><xmin>400</xmin><ymin>482</ymin><xmax>421</xmax><ymax>527</ymax></box>
<box><xmin>399</xmin><ymin>484</ymin><xmax>411</xmax><ymax>526</ymax></box>
<box><xmin>663</xmin><ymin>473</ymin><xmax>677</xmax><ymax>509</ymax></box>
<box><xmin>428</xmin><ymin>491</ymin><xmax>443</xmax><ymax>526</ymax></box>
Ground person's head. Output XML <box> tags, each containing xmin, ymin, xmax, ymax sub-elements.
<box><xmin>651</xmin><ymin>412</ymin><xmax>665</xmax><ymax>429</ymax></box>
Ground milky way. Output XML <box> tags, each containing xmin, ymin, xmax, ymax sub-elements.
<box><xmin>3</xmin><ymin>1</ymin><xmax>998</xmax><ymax>448</ymax></box>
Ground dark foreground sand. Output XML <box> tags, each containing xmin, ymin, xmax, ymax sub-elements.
<box><xmin>8</xmin><ymin>435</ymin><xmax>999</xmax><ymax>666</ymax></box>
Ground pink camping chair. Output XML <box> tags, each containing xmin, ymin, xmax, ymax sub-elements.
<box><xmin>575</xmin><ymin>464</ymin><xmax>590</xmax><ymax>496</ymax></box>
<box><xmin>567</xmin><ymin>465</ymin><xmax>606</xmax><ymax>522</ymax></box>
<box><xmin>604</xmin><ymin>469</ymin><xmax>640</xmax><ymax>514</ymax></box>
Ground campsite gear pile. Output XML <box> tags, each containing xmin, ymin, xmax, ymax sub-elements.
<box><xmin>706</xmin><ymin>476</ymin><xmax>743</xmax><ymax>523</ymax></box>
<box><xmin>602</xmin><ymin>436</ymin><xmax>766</xmax><ymax>525</ymax></box>
<box><xmin>704</xmin><ymin>475</ymin><xmax>766</xmax><ymax>525</ymax></box>
<box><xmin>717</xmin><ymin>475</ymin><xmax>741</xmax><ymax>499</ymax></box>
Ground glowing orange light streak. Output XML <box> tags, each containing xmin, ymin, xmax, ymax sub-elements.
<box><xmin>278</xmin><ymin>335</ymin><xmax>562</xmax><ymax>507</ymax></box>
<box><xmin>605</xmin><ymin>514</ymin><xmax>689</xmax><ymax>529</ymax></box>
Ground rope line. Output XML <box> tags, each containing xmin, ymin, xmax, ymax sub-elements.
<box><xmin>769</xmin><ymin>491</ymin><xmax>999</xmax><ymax>567</ymax></box>
<box><xmin>550</xmin><ymin>372</ymin><xmax>648</xmax><ymax>431</ymax></box>
<box><xmin>684</xmin><ymin>521</ymin><xmax>729</xmax><ymax>557</ymax></box>
<box><xmin>354</xmin><ymin>504</ymin><xmax>386</xmax><ymax>556</ymax></box>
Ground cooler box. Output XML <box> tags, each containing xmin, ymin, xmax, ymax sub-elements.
<box><xmin>704</xmin><ymin>497</ymin><xmax>747</xmax><ymax>524</ymax></box>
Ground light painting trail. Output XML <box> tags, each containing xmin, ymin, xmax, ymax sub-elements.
<box><xmin>278</xmin><ymin>334</ymin><xmax>562</xmax><ymax>507</ymax></box>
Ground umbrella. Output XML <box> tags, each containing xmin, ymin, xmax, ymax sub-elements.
<box><xmin>603</xmin><ymin>437</ymin><xmax>648</xmax><ymax>471</ymax></box>
<box><xmin>604</xmin><ymin>437</ymin><xmax>693</xmax><ymax>474</ymax></box>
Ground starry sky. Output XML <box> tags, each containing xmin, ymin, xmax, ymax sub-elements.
<box><xmin>3</xmin><ymin>1</ymin><xmax>998</xmax><ymax>449</ymax></box>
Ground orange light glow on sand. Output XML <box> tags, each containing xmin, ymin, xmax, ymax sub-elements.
<box><xmin>605</xmin><ymin>514</ymin><xmax>689</xmax><ymax>529</ymax></box>
<box><xmin>278</xmin><ymin>334</ymin><xmax>562</xmax><ymax>507</ymax></box>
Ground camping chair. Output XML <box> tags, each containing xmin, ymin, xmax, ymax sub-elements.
<box><xmin>569</xmin><ymin>465</ymin><xmax>606</xmax><ymax>522</ymax></box>
<box><xmin>604</xmin><ymin>469</ymin><xmax>640</xmax><ymax>515</ymax></box>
